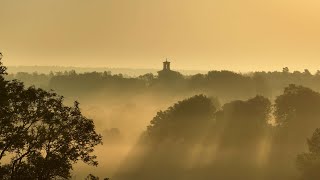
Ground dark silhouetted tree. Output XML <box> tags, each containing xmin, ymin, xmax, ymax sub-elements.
<box><xmin>216</xmin><ymin>95</ymin><xmax>271</xmax><ymax>148</ymax></box>
<box><xmin>297</xmin><ymin>128</ymin><xmax>320</xmax><ymax>180</ymax></box>
<box><xmin>145</xmin><ymin>95</ymin><xmax>217</xmax><ymax>143</ymax></box>
<box><xmin>282</xmin><ymin>67</ymin><xmax>289</xmax><ymax>73</ymax></box>
<box><xmin>0</xmin><ymin>56</ymin><xmax>102</xmax><ymax>179</ymax></box>
<box><xmin>274</xmin><ymin>84</ymin><xmax>320</xmax><ymax>145</ymax></box>
<box><xmin>85</xmin><ymin>174</ymin><xmax>109</xmax><ymax>180</ymax></box>
<box><xmin>138</xmin><ymin>73</ymin><xmax>155</xmax><ymax>87</ymax></box>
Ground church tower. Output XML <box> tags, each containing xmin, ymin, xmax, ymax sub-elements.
<box><xmin>163</xmin><ymin>59</ymin><xmax>171</xmax><ymax>71</ymax></box>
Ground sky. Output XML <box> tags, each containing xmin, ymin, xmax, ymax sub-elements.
<box><xmin>1</xmin><ymin>0</ymin><xmax>320</xmax><ymax>72</ymax></box>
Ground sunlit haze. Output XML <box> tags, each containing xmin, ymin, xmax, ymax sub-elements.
<box><xmin>1</xmin><ymin>0</ymin><xmax>320</xmax><ymax>71</ymax></box>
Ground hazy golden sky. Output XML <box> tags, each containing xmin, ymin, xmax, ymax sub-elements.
<box><xmin>1</xmin><ymin>0</ymin><xmax>320</xmax><ymax>71</ymax></box>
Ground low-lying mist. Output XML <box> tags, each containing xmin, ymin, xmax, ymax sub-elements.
<box><xmin>5</xmin><ymin>68</ymin><xmax>320</xmax><ymax>180</ymax></box>
<box><xmin>71</xmin><ymin>92</ymin><xmax>199</xmax><ymax>179</ymax></box>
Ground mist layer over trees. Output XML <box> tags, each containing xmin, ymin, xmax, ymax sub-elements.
<box><xmin>113</xmin><ymin>88</ymin><xmax>320</xmax><ymax>180</ymax></box>
<box><xmin>6</xmin><ymin>67</ymin><xmax>320</xmax><ymax>102</ymax></box>
<box><xmin>4</xmin><ymin>65</ymin><xmax>320</xmax><ymax>179</ymax></box>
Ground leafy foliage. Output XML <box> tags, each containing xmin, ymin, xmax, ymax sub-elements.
<box><xmin>274</xmin><ymin>84</ymin><xmax>320</xmax><ymax>127</ymax></box>
<box><xmin>216</xmin><ymin>95</ymin><xmax>271</xmax><ymax>147</ymax></box>
<box><xmin>273</xmin><ymin>84</ymin><xmax>320</xmax><ymax>146</ymax></box>
<box><xmin>146</xmin><ymin>95</ymin><xmax>217</xmax><ymax>143</ymax></box>
<box><xmin>85</xmin><ymin>174</ymin><xmax>109</xmax><ymax>180</ymax></box>
<box><xmin>0</xmin><ymin>57</ymin><xmax>102</xmax><ymax>179</ymax></box>
<box><xmin>297</xmin><ymin>128</ymin><xmax>320</xmax><ymax>180</ymax></box>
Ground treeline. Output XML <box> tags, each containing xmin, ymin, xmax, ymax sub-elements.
<box><xmin>7</xmin><ymin>67</ymin><xmax>320</xmax><ymax>101</ymax></box>
<box><xmin>5</xmin><ymin>72</ymin><xmax>53</xmax><ymax>89</ymax></box>
<box><xmin>113</xmin><ymin>85</ymin><xmax>320</xmax><ymax>180</ymax></box>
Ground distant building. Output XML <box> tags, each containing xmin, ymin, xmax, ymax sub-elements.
<box><xmin>158</xmin><ymin>59</ymin><xmax>172</xmax><ymax>76</ymax></box>
<box><xmin>157</xmin><ymin>59</ymin><xmax>183</xmax><ymax>81</ymax></box>
<box><xmin>162</xmin><ymin>60</ymin><xmax>171</xmax><ymax>71</ymax></box>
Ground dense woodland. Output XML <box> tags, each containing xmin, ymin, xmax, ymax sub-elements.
<box><xmin>3</xmin><ymin>63</ymin><xmax>320</xmax><ymax>180</ymax></box>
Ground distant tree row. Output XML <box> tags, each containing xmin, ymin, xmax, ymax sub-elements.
<box><xmin>7</xmin><ymin>68</ymin><xmax>320</xmax><ymax>102</ymax></box>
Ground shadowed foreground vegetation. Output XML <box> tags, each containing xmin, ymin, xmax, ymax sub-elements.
<box><xmin>0</xmin><ymin>58</ymin><xmax>103</xmax><ymax>179</ymax></box>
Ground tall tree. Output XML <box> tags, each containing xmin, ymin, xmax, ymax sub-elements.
<box><xmin>145</xmin><ymin>95</ymin><xmax>217</xmax><ymax>143</ymax></box>
<box><xmin>0</xmin><ymin>56</ymin><xmax>102</xmax><ymax>179</ymax></box>
<box><xmin>216</xmin><ymin>95</ymin><xmax>271</xmax><ymax>148</ymax></box>
<box><xmin>274</xmin><ymin>84</ymin><xmax>320</xmax><ymax>144</ymax></box>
